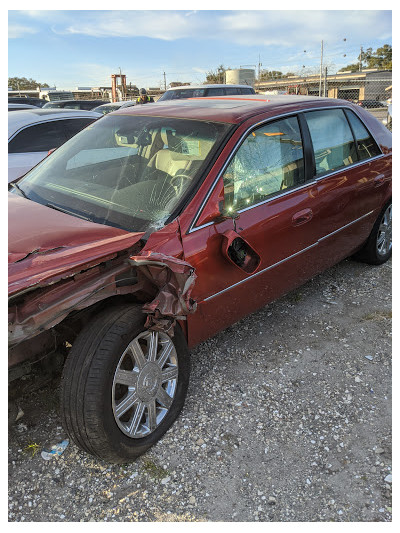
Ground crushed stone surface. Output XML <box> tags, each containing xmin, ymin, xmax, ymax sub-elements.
<box><xmin>8</xmin><ymin>258</ymin><xmax>392</xmax><ymax>522</ymax></box>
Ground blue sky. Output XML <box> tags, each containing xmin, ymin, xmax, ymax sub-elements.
<box><xmin>8</xmin><ymin>8</ymin><xmax>392</xmax><ymax>90</ymax></box>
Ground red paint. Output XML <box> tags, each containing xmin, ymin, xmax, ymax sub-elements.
<box><xmin>8</xmin><ymin>96</ymin><xmax>392</xmax><ymax>362</ymax></box>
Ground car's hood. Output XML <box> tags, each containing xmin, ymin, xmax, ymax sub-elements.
<box><xmin>8</xmin><ymin>193</ymin><xmax>145</xmax><ymax>296</ymax></box>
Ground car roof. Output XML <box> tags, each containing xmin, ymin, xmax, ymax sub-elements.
<box><xmin>165</xmin><ymin>84</ymin><xmax>254</xmax><ymax>90</ymax></box>
<box><xmin>114</xmin><ymin>94</ymin><xmax>353</xmax><ymax>124</ymax></box>
<box><xmin>8</xmin><ymin>103</ymin><xmax>38</xmax><ymax>109</ymax></box>
<box><xmin>8</xmin><ymin>108</ymin><xmax>102</xmax><ymax>137</ymax></box>
<box><xmin>44</xmin><ymin>99</ymin><xmax>106</xmax><ymax>104</ymax></box>
<box><xmin>95</xmin><ymin>100</ymin><xmax>135</xmax><ymax>108</ymax></box>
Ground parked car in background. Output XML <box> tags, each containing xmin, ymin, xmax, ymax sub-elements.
<box><xmin>8</xmin><ymin>96</ymin><xmax>47</xmax><ymax>108</ymax></box>
<box><xmin>357</xmin><ymin>99</ymin><xmax>386</xmax><ymax>109</ymax></box>
<box><xmin>43</xmin><ymin>99</ymin><xmax>109</xmax><ymax>111</ymax></box>
<box><xmin>158</xmin><ymin>84</ymin><xmax>255</xmax><ymax>101</ymax></box>
<box><xmin>8</xmin><ymin>108</ymin><xmax>101</xmax><ymax>182</ymax></box>
<box><xmin>92</xmin><ymin>100</ymin><xmax>137</xmax><ymax>115</ymax></box>
<box><xmin>8</xmin><ymin>95</ymin><xmax>391</xmax><ymax>464</ymax></box>
<box><xmin>8</xmin><ymin>103</ymin><xmax>38</xmax><ymax>111</ymax></box>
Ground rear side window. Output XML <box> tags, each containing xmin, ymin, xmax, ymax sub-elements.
<box><xmin>305</xmin><ymin>109</ymin><xmax>357</xmax><ymax>176</ymax></box>
<box><xmin>8</xmin><ymin>120</ymin><xmax>68</xmax><ymax>153</ymax></box>
<box><xmin>225</xmin><ymin>87</ymin><xmax>239</xmax><ymax>95</ymax></box>
<box><xmin>223</xmin><ymin>115</ymin><xmax>305</xmax><ymax>211</ymax></box>
<box><xmin>240</xmin><ymin>88</ymin><xmax>254</xmax><ymax>94</ymax></box>
<box><xmin>63</xmin><ymin>118</ymin><xmax>96</xmax><ymax>137</ymax></box>
<box><xmin>345</xmin><ymin>110</ymin><xmax>381</xmax><ymax>161</ymax></box>
<box><xmin>206</xmin><ymin>88</ymin><xmax>224</xmax><ymax>96</ymax></box>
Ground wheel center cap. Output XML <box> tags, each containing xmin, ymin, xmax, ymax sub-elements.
<box><xmin>137</xmin><ymin>363</ymin><xmax>162</xmax><ymax>402</ymax></box>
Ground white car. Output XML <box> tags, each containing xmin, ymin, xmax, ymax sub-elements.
<box><xmin>8</xmin><ymin>103</ymin><xmax>38</xmax><ymax>111</ymax></box>
<box><xmin>8</xmin><ymin>109</ymin><xmax>101</xmax><ymax>183</ymax></box>
<box><xmin>92</xmin><ymin>100</ymin><xmax>137</xmax><ymax>115</ymax></box>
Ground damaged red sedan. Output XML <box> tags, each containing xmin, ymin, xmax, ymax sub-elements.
<box><xmin>8</xmin><ymin>95</ymin><xmax>392</xmax><ymax>463</ymax></box>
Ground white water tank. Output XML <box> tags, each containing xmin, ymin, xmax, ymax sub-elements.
<box><xmin>225</xmin><ymin>69</ymin><xmax>255</xmax><ymax>87</ymax></box>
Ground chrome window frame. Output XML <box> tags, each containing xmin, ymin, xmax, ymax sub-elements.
<box><xmin>188</xmin><ymin>105</ymin><xmax>385</xmax><ymax>234</ymax></box>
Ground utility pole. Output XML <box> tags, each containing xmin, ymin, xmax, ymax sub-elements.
<box><xmin>319</xmin><ymin>40</ymin><xmax>324</xmax><ymax>97</ymax></box>
<box><xmin>258</xmin><ymin>54</ymin><xmax>262</xmax><ymax>81</ymax></box>
<box><xmin>359</xmin><ymin>46</ymin><xmax>363</xmax><ymax>72</ymax></box>
<box><xmin>163</xmin><ymin>71</ymin><xmax>167</xmax><ymax>91</ymax></box>
<box><xmin>323</xmin><ymin>66</ymin><xmax>328</xmax><ymax>97</ymax></box>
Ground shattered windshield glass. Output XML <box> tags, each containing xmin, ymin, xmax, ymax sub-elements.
<box><xmin>15</xmin><ymin>115</ymin><xmax>230</xmax><ymax>233</ymax></box>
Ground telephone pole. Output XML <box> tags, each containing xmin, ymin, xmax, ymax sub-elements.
<box><xmin>163</xmin><ymin>71</ymin><xmax>167</xmax><ymax>90</ymax></box>
<box><xmin>319</xmin><ymin>40</ymin><xmax>324</xmax><ymax>97</ymax></box>
<box><xmin>359</xmin><ymin>46</ymin><xmax>363</xmax><ymax>72</ymax></box>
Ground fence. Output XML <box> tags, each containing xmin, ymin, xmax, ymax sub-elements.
<box><xmin>255</xmin><ymin>71</ymin><xmax>392</xmax><ymax>123</ymax></box>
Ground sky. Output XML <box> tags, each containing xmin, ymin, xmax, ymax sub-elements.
<box><xmin>8</xmin><ymin>7</ymin><xmax>392</xmax><ymax>91</ymax></box>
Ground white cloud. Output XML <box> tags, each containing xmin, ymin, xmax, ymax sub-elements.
<box><xmin>11</xmin><ymin>10</ymin><xmax>391</xmax><ymax>49</ymax></box>
<box><xmin>8</xmin><ymin>24</ymin><xmax>38</xmax><ymax>39</ymax></box>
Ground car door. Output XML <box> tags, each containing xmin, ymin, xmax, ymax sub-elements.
<box><xmin>181</xmin><ymin>114</ymin><xmax>321</xmax><ymax>347</ymax></box>
<box><xmin>302</xmin><ymin>107</ymin><xmax>387</xmax><ymax>269</ymax></box>
<box><xmin>8</xmin><ymin>120</ymin><xmax>69</xmax><ymax>182</ymax></box>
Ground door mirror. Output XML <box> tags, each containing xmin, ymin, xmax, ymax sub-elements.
<box><xmin>221</xmin><ymin>229</ymin><xmax>261</xmax><ymax>274</ymax></box>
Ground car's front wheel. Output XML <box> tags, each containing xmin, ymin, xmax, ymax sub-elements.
<box><xmin>60</xmin><ymin>304</ymin><xmax>190</xmax><ymax>463</ymax></box>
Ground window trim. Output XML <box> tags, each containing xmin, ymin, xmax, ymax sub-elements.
<box><xmin>189</xmin><ymin>105</ymin><xmax>385</xmax><ymax>234</ymax></box>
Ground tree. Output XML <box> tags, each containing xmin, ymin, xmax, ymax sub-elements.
<box><xmin>8</xmin><ymin>77</ymin><xmax>50</xmax><ymax>90</ymax></box>
<box><xmin>205</xmin><ymin>65</ymin><xmax>228</xmax><ymax>84</ymax></box>
<box><xmin>339</xmin><ymin>44</ymin><xmax>391</xmax><ymax>72</ymax></box>
<box><xmin>259</xmin><ymin>70</ymin><xmax>296</xmax><ymax>81</ymax></box>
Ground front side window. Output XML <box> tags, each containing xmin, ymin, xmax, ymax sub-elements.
<box><xmin>305</xmin><ymin>109</ymin><xmax>357</xmax><ymax>176</ymax></box>
<box><xmin>15</xmin><ymin>115</ymin><xmax>230</xmax><ymax>233</ymax></box>
<box><xmin>345</xmin><ymin>109</ymin><xmax>381</xmax><ymax>161</ymax></box>
<box><xmin>223</xmin><ymin>116</ymin><xmax>305</xmax><ymax>212</ymax></box>
<box><xmin>8</xmin><ymin>120</ymin><xmax>68</xmax><ymax>153</ymax></box>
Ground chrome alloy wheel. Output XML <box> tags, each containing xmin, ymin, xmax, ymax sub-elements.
<box><xmin>112</xmin><ymin>331</ymin><xmax>178</xmax><ymax>439</ymax></box>
<box><xmin>376</xmin><ymin>204</ymin><xmax>392</xmax><ymax>257</ymax></box>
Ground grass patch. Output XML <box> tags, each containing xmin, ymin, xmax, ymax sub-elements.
<box><xmin>22</xmin><ymin>442</ymin><xmax>40</xmax><ymax>457</ymax></box>
<box><xmin>141</xmin><ymin>458</ymin><xmax>169</xmax><ymax>480</ymax></box>
<box><xmin>362</xmin><ymin>310</ymin><xmax>392</xmax><ymax>321</ymax></box>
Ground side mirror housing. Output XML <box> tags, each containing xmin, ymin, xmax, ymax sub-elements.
<box><xmin>195</xmin><ymin>179</ymin><xmax>226</xmax><ymax>227</ymax></box>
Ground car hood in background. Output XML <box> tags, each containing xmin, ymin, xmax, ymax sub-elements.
<box><xmin>8</xmin><ymin>193</ymin><xmax>145</xmax><ymax>296</ymax></box>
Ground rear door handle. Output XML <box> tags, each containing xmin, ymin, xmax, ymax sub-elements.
<box><xmin>292</xmin><ymin>208</ymin><xmax>313</xmax><ymax>227</ymax></box>
<box><xmin>373</xmin><ymin>174</ymin><xmax>385</xmax><ymax>187</ymax></box>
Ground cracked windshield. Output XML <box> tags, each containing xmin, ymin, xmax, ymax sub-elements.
<box><xmin>17</xmin><ymin>115</ymin><xmax>229</xmax><ymax>232</ymax></box>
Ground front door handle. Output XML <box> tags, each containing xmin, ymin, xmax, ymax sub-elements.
<box><xmin>292</xmin><ymin>208</ymin><xmax>313</xmax><ymax>227</ymax></box>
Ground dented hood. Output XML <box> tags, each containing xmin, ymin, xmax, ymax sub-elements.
<box><xmin>8</xmin><ymin>193</ymin><xmax>145</xmax><ymax>296</ymax></box>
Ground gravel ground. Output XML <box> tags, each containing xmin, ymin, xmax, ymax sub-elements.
<box><xmin>8</xmin><ymin>257</ymin><xmax>392</xmax><ymax>522</ymax></box>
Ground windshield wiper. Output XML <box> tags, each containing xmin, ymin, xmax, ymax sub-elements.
<box><xmin>9</xmin><ymin>182</ymin><xmax>29</xmax><ymax>199</ymax></box>
<box><xmin>45</xmin><ymin>203</ymin><xmax>93</xmax><ymax>222</ymax></box>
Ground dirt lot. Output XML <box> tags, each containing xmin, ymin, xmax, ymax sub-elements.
<box><xmin>8</xmin><ymin>257</ymin><xmax>392</xmax><ymax>522</ymax></box>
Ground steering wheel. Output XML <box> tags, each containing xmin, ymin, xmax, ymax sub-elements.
<box><xmin>169</xmin><ymin>173</ymin><xmax>192</xmax><ymax>195</ymax></box>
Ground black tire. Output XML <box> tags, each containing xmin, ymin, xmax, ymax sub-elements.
<box><xmin>355</xmin><ymin>201</ymin><xmax>392</xmax><ymax>265</ymax></box>
<box><xmin>60</xmin><ymin>304</ymin><xmax>190</xmax><ymax>463</ymax></box>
